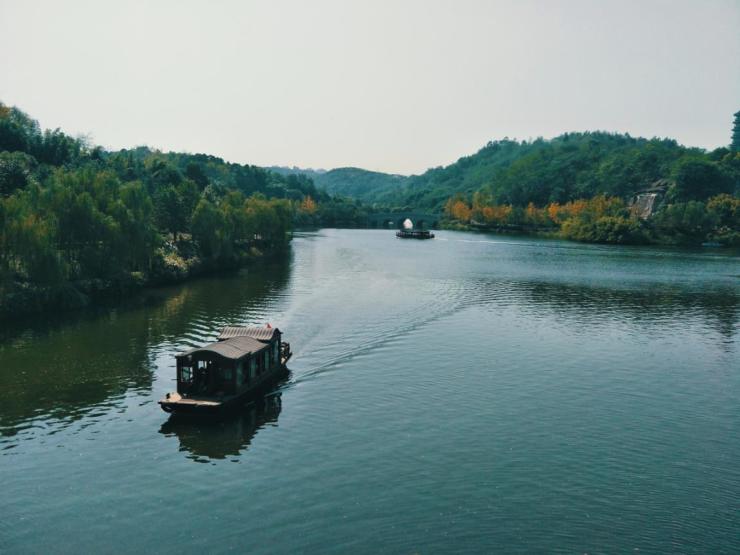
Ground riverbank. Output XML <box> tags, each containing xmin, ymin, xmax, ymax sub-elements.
<box><xmin>0</xmin><ymin>238</ymin><xmax>288</xmax><ymax>321</ymax></box>
<box><xmin>440</xmin><ymin>219</ymin><xmax>740</xmax><ymax>247</ymax></box>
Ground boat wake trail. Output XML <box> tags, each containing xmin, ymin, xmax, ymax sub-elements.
<box><xmin>283</xmin><ymin>277</ymin><xmax>472</xmax><ymax>387</ymax></box>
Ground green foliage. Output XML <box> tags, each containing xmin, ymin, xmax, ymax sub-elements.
<box><xmin>153</xmin><ymin>179</ymin><xmax>199</xmax><ymax>240</ymax></box>
<box><xmin>0</xmin><ymin>100</ymin><xmax>383</xmax><ymax>299</ymax></box>
<box><xmin>190</xmin><ymin>194</ymin><xmax>292</xmax><ymax>260</ymax></box>
<box><xmin>307</xmin><ymin>132</ymin><xmax>739</xmax><ymax>216</ymax></box>
<box><xmin>645</xmin><ymin>195</ymin><xmax>740</xmax><ymax>245</ymax></box>
<box><xmin>448</xmin><ymin>189</ymin><xmax>740</xmax><ymax>246</ymax></box>
<box><xmin>300</xmin><ymin>167</ymin><xmax>407</xmax><ymax>203</ymax></box>
<box><xmin>561</xmin><ymin>215</ymin><xmax>646</xmax><ymax>244</ymax></box>
<box><xmin>430</xmin><ymin>125</ymin><xmax>740</xmax><ymax>245</ymax></box>
<box><xmin>185</xmin><ymin>162</ymin><xmax>209</xmax><ymax>189</ymax></box>
<box><xmin>0</xmin><ymin>151</ymin><xmax>36</xmax><ymax>197</ymax></box>
<box><xmin>653</xmin><ymin>194</ymin><xmax>740</xmax><ymax>246</ymax></box>
<box><xmin>317</xmin><ymin>197</ymin><xmax>369</xmax><ymax>227</ymax></box>
<box><xmin>706</xmin><ymin>194</ymin><xmax>740</xmax><ymax>228</ymax></box>
<box><xmin>116</xmin><ymin>181</ymin><xmax>159</xmax><ymax>271</ymax></box>
<box><xmin>0</xmin><ymin>104</ymin><xmax>84</xmax><ymax>167</ymax></box>
<box><xmin>191</xmin><ymin>199</ymin><xmax>226</xmax><ymax>259</ymax></box>
<box><xmin>0</xmin><ymin>193</ymin><xmax>64</xmax><ymax>284</ymax></box>
<box><xmin>670</xmin><ymin>159</ymin><xmax>733</xmax><ymax>202</ymax></box>
<box><xmin>731</xmin><ymin>110</ymin><xmax>740</xmax><ymax>152</ymax></box>
<box><xmin>413</xmin><ymin>134</ymin><xmax>700</xmax><ymax>210</ymax></box>
<box><xmin>652</xmin><ymin>201</ymin><xmax>715</xmax><ymax>239</ymax></box>
<box><xmin>0</xmin><ymin>101</ymin><xmax>338</xmax><ymax>299</ymax></box>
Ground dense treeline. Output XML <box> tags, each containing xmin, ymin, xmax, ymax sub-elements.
<box><xmin>271</xmin><ymin>166</ymin><xmax>408</xmax><ymax>203</ymax></box>
<box><xmin>0</xmin><ymin>102</ymin><xmax>371</xmax><ymax>316</ymax></box>
<box><xmin>440</xmin><ymin>131</ymin><xmax>740</xmax><ymax>245</ymax></box>
<box><xmin>279</xmin><ymin>131</ymin><xmax>740</xmax><ymax>244</ymax></box>
<box><xmin>277</xmin><ymin>127</ymin><xmax>740</xmax><ymax>245</ymax></box>
<box><xmin>378</xmin><ymin>132</ymin><xmax>740</xmax><ymax>211</ymax></box>
<box><xmin>445</xmin><ymin>192</ymin><xmax>740</xmax><ymax>245</ymax></box>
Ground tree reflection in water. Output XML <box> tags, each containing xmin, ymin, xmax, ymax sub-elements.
<box><xmin>0</xmin><ymin>255</ymin><xmax>292</xmax><ymax>437</ymax></box>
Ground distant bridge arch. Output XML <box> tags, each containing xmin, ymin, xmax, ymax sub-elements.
<box><xmin>366</xmin><ymin>212</ymin><xmax>440</xmax><ymax>230</ymax></box>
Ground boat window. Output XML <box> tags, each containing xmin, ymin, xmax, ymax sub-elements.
<box><xmin>249</xmin><ymin>358</ymin><xmax>256</xmax><ymax>378</ymax></box>
<box><xmin>222</xmin><ymin>367</ymin><xmax>232</xmax><ymax>381</ymax></box>
<box><xmin>181</xmin><ymin>366</ymin><xmax>193</xmax><ymax>383</ymax></box>
<box><xmin>264</xmin><ymin>350</ymin><xmax>270</xmax><ymax>370</ymax></box>
<box><xmin>236</xmin><ymin>362</ymin><xmax>243</xmax><ymax>385</ymax></box>
<box><xmin>274</xmin><ymin>342</ymin><xmax>280</xmax><ymax>361</ymax></box>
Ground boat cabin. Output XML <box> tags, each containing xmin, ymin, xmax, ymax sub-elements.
<box><xmin>175</xmin><ymin>326</ymin><xmax>283</xmax><ymax>398</ymax></box>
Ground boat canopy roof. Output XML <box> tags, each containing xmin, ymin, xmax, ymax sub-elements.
<box><xmin>178</xmin><ymin>336</ymin><xmax>268</xmax><ymax>361</ymax></box>
<box><xmin>218</xmin><ymin>326</ymin><xmax>280</xmax><ymax>342</ymax></box>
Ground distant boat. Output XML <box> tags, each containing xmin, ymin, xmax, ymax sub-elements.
<box><xmin>159</xmin><ymin>326</ymin><xmax>291</xmax><ymax>415</ymax></box>
<box><xmin>396</xmin><ymin>229</ymin><xmax>435</xmax><ymax>239</ymax></box>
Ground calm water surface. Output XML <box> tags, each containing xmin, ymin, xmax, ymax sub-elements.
<box><xmin>1</xmin><ymin>230</ymin><xmax>739</xmax><ymax>554</ymax></box>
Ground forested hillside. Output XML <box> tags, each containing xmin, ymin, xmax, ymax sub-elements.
<box><xmin>274</xmin><ymin>131</ymin><xmax>738</xmax><ymax>215</ymax></box>
<box><xmin>275</xmin><ymin>129</ymin><xmax>739</xmax><ymax>246</ymax></box>
<box><xmin>269</xmin><ymin>165</ymin><xmax>408</xmax><ymax>203</ymax></box>
<box><xmin>268</xmin><ymin>165</ymin><xmax>327</xmax><ymax>181</ymax></box>
<box><xmin>363</xmin><ymin>132</ymin><xmax>736</xmax><ymax>210</ymax></box>
<box><xmin>438</xmin><ymin>130</ymin><xmax>740</xmax><ymax>245</ymax></box>
<box><xmin>0</xmin><ymin>102</ymin><xmax>370</xmax><ymax>317</ymax></box>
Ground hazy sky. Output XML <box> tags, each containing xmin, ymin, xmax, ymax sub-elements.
<box><xmin>1</xmin><ymin>0</ymin><xmax>738</xmax><ymax>174</ymax></box>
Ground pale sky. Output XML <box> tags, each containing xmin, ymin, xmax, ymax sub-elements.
<box><xmin>1</xmin><ymin>0</ymin><xmax>738</xmax><ymax>175</ymax></box>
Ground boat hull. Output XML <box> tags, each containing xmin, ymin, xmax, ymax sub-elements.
<box><xmin>159</xmin><ymin>357</ymin><xmax>290</xmax><ymax>416</ymax></box>
<box><xmin>396</xmin><ymin>230</ymin><xmax>435</xmax><ymax>239</ymax></box>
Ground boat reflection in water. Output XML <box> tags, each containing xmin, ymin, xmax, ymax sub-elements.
<box><xmin>159</xmin><ymin>387</ymin><xmax>285</xmax><ymax>462</ymax></box>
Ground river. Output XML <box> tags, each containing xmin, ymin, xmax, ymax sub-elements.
<box><xmin>1</xmin><ymin>229</ymin><xmax>738</xmax><ymax>553</ymax></box>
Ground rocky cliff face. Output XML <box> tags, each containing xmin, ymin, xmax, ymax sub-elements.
<box><xmin>632</xmin><ymin>192</ymin><xmax>660</xmax><ymax>219</ymax></box>
<box><xmin>629</xmin><ymin>180</ymin><xmax>671</xmax><ymax>219</ymax></box>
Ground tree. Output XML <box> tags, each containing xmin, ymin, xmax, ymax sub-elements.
<box><xmin>35</xmin><ymin>128</ymin><xmax>83</xmax><ymax>166</ymax></box>
<box><xmin>706</xmin><ymin>194</ymin><xmax>740</xmax><ymax>228</ymax></box>
<box><xmin>153</xmin><ymin>179</ymin><xmax>197</xmax><ymax>242</ymax></box>
<box><xmin>191</xmin><ymin>199</ymin><xmax>226</xmax><ymax>259</ymax></box>
<box><xmin>115</xmin><ymin>181</ymin><xmax>159</xmax><ymax>271</ymax></box>
<box><xmin>731</xmin><ymin>110</ymin><xmax>740</xmax><ymax>152</ymax></box>
<box><xmin>147</xmin><ymin>159</ymin><xmax>182</xmax><ymax>190</ymax></box>
<box><xmin>185</xmin><ymin>162</ymin><xmax>209</xmax><ymax>189</ymax></box>
<box><xmin>672</xmin><ymin>159</ymin><xmax>732</xmax><ymax>202</ymax></box>
<box><xmin>299</xmin><ymin>195</ymin><xmax>317</xmax><ymax>214</ymax></box>
<box><xmin>445</xmin><ymin>196</ymin><xmax>471</xmax><ymax>221</ymax></box>
<box><xmin>0</xmin><ymin>152</ymin><xmax>35</xmax><ymax>197</ymax></box>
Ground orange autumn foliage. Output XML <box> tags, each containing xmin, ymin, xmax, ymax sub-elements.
<box><xmin>480</xmin><ymin>204</ymin><xmax>512</xmax><ymax>224</ymax></box>
<box><xmin>445</xmin><ymin>194</ymin><xmax>627</xmax><ymax>228</ymax></box>
<box><xmin>445</xmin><ymin>198</ymin><xmax>472</xmax><ymax>221</ymax></box>
<box><xmin>547</xmin><ymin>202</ymin><xmax>561</xmax><ymax>223</ymax></box>
<box><xmin>299</xmin><ymin>195</ymin><xmax>317</xmax><ymax>214</ymax></box>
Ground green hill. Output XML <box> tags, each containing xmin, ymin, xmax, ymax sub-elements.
<box><xmin>385</xmin><ymin>133</ymin><xmax>737</xmax><ymax>211</ymax></box>
<box><xmin>266</xmin><ymin>130</ymin><xmax>740</xmax><ymax>246</ymax></box>
<box><xmin>268</xmin><ymin>165</ymin><xmax>408</xmax><ymax>203</ymax></box>
<box><xmin>0</xmin><ymin>102</ymin><xmax>372</xmax><ymax>317</ymax></box>
<box><xmin>274</xmin><ymin>132</ymin><xmax>738</xmax><ymax>213</ymax></box>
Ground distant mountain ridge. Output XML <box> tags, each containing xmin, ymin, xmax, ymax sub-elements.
<box><xmin>269</xmin><ymin>131</ymin><xmax>738</xmax><ymax>212</ymax></box>
<box><xmin>268</xmin><ymin>166</ymin><xmax>327</xmax><ymax>178</ymax></box>
<box><xmin>267</xmin><ymin>165</ymin><xmax>408</xmax><ymax>203</ymax></box>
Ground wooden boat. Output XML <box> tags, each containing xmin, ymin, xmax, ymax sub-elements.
<box><xmin>396</xmin><ymin>229</ymin><xmax>435</xmax><ymax>239</ymax></box>
<box><xmin>159</xmin><ymin>325</ymin><xmax>292</xmax><ymax>415</ymax></box>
